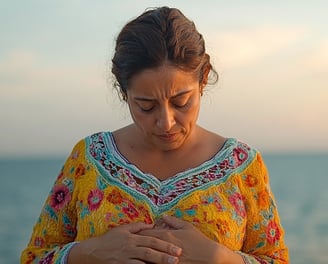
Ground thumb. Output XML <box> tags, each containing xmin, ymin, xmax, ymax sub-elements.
<box><xmin>123</xmin><ymin>222</ymin><xmax>154</xmax><ymax>234</ymax></box>
<box><xmin>161</xmin><ymin>215</ymin><xmax>189</xmax><ymax>229</ymax></box>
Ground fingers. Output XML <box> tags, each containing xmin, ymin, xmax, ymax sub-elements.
<box><xmin>132</xmin><ymin>246</ymin><xmax>180</xmax><ymax>264</ymax></box>
<box><xmin>154</xmin><ymin>218</ymin><xmax>171</xmax><ymax>229</ymax></box>
<box><xmin>123</xmin><ymin>222</ymin><xmax>182</xmax><ymax>263</ymax></box>
<box><xmin>161</xmin><ymin>215</ymin><xmax>189</xmax><ymax>229</ymax></box>
<box><xmin>122</xmin><ymin>222</ymin><xmax>155</xmax><ymax>234</ymax></box>
<box><xmin>137</xmin><ymin>234</ymin><xmax>182</xmax><ymax>255</ymax></box>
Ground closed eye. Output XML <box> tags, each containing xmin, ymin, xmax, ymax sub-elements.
<box><xmin>172</xmin><ymin>97</ymin><xmax>190</xmax><ymax>108</ymax></box>
<box><xmin>140</xmin><ymin>106</ymin><xmax>155</xmax><ymax>112</ymax></box>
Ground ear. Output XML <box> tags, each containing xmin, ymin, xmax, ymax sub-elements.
<box><xmin>200</xmin><ymin>64</ymin><xmax>210</xmax><ymax>90</ymax></box>
<box><xmin>200</xmin><ymin>85</ymin><xmax>204</xmax><ymax>96</ymax></box>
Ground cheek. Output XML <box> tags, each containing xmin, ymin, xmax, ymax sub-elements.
<box><xmin>131</xmin><ymin>111</ymin><xmax>155</xmax><ymax>129</ymax></box>
<box><xmin>184</xmin><ymin>101</ymin><xmax>200</xmax><ymax>122</ymax></box>
<box><xmin>177</xmin><ymin>107</ymin><xmax>200</xmax><ymax>128</ymax></box>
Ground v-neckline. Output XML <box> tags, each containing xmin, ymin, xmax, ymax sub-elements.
<box><xmin>105</xmin><ymin>131</ymin><xmax>235</xmax><ymax>184</ymax></box>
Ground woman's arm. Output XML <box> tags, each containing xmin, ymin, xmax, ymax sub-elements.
<box><xmin>236</xmin><ymin>152</ymin><xmax>289</xmax><ymax>263</ymax></box>
<box><xmin>21</xmin><ymin>140</ymin><xmax>86</xmax><ymax>263</ymax></box>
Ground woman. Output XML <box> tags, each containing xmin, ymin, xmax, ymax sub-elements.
<box><xmin>21</xmin><ymin>6</ymin><xmax>289</xmax><ymax>264</ymax></box>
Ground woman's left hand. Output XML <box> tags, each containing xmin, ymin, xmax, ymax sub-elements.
<box><xmin>138</xmin><ymin>215</ymin><xmax>229</xmax><ymax>264</ymax></box>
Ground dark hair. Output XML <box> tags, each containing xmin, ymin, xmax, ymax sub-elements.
<box><xmin>111</xmin><ymin>6</ymin><xmax>218</xmax><ymax>98</ymax></box>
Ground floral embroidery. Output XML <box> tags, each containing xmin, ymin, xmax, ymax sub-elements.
<box><xmin>87</xmin><ymin>189</ymin><xmax>104</xmax><ymax>211</ymax></box>
<box><xmin>26</xmin><ymin>251</ymin><xmax>36</xmax><ymax>264</ymax></box>
<box><xmin>258</xmin><ymin>189</ymin><xmax>270</xmax><ymax>208</ymax></box>
<box><xmin>75</xmin><ymin>163</ymin><xmax>86</xmax><ymax>177</ymax></box>
<box><xmin>229</xmin><ymin>192</ymin><xmax>246</xmax><ymax>218</ymax></box>
<box><xmin>88</xmin><ymin>132</ymin><xmax>253</xmax><ymax>211</ymax></box>
<box><xmin>107</xmin><ymin>189</ymin><xmax>124</xmax><ymax>204</ymax></box>
<box><xmin>216</xmin><ymin>220</ymin><xmax>230</xmax><ymax>236</ymax></box>
<box><xmin>49</xmin><ymin>184</ymin><xmax>71</xmax><ymax>211</ymax></box>
<box><xmin>122</xmin><ymin>201</ymin><xmax>139</xmax><ymax>220</ymax></box>
<box><xmin>245</xmin><ymin>174</ymin><xmax>258</xmax><ymax>187</ymax></box>
<box><xmin>63</xmin><ymin>213</ymin><xmax>76</xmax><ymax>238</ymax></box>
<box><xmin>21</xmin><ymin>133</ymin><xmax>288</xmax><ymax>264</ymax></box>
<box><xmin>266</xmin><ymin>221</ymin><xmax>281</xmax><ymax>244</ymax></box>
<box><xmin>232</xmin><ymin>147</ymin><xmax>248</xmax><ymax>166</ymax></box>
<box><xmin>39</xmin><ymin>251</ymin><xmax>54</xmax><ymax>264</ymax></box>
<box><xmin>33</xmin><ymin>237</ymin><xmax>44</xmax><ymax>247</ymax></box>
<box><xmin>106</xmin><ymin>190</ymin><xmax>153</xmax><ymax>223</ymax></box>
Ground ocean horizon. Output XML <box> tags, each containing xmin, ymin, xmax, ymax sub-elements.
<box><xmin>1</xmin><ymin>152</ymin><xmax>327</xmax><ymax>263</ymax></box>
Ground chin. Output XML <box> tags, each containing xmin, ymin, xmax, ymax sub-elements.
<box><xmin>155</xmin><ymin>139</ymin><xmax>185</xmax><ymax>152</ymax></box>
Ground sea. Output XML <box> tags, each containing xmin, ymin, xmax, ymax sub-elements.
<box><xmin>0</xmin><ymin>153</ymin><xmax>327</xmax><ymax>264</ymax></box>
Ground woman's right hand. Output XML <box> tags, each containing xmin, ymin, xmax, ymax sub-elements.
<box><xmin>67</xmin><ymin>222</ymin><xmax>182</xmax><ymax>264</ymax></box>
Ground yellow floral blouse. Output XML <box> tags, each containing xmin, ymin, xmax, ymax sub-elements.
<box><xmin>21</xmin><ymin>132</ymin><xmax>289</xmax><ymax>263</ymax></box>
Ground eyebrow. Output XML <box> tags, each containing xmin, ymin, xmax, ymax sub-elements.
<box><xmin>134</xmin><ymin>89</ymin><xmax>193</xmax><ymax>101</ymax></box>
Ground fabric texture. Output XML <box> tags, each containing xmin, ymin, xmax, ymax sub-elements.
<box><xmin>21</xmin><ymin>131</ymin><xmax>289</xmax><ymax>263</ymax></box>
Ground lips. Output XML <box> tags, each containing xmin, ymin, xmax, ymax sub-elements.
<box><xmin>157</xmin><ymin>133</ymin><xmax>178</xmax><ymax>141</ymax></box>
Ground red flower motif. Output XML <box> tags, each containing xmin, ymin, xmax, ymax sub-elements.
<box><xmin>26</xmin><ymin>251</ymin><xmax>36</xmax><ymax>264</ymax></box>
<box><xmin>138</xmin><ymin>205</ymin><xmax>153</xmax><ymax>224</ymax></box>
<box><xmin>228</xmin><ymin>192</ymin><xmax>246</xmax><ymax>218</ymax></box>
<box><xmin>107</xmin><ymin>189</ymin><xmax>124</xmax><ymax>204</ymax></box>
<box><xmin>266</xmin><ymin>221</ymin><xmax>281</xmax><ymax>244</ymax></box>
<box><xmin>219</xmin><ymin>159</ymin><xmax>230</xmax><ymax>170</ymax></box>
<box><xmin>122</xmin><ymin>202</ymin><xmax>139</xmax><ymax>220</ymax></box>
<box><xmin>75</xmin><ymin>163</ymin><xmax>86</xmax><ymax>178</ymax></box>
<box><xmin>258</xmin><ymin>189</ymin><xmax>269</xmax><ymax>208</ymax></box>
<box><xmin>233</xmin><ymin>148</ymin><xmax>248</xmax><ymax>166</ymax></box>
<box><xmin>245</xmin><ymin>174</ymin><xmax>258</xmax><ymax>187</ymax></box>
<box><xmin>50</xmin><ymin>184</ymin><xmax>71</xmax><ymax>211</ymax></box>
<box><xmin>33</xmin><ymin>237</ymin><xmax>44</xmax><ymax>247</ymax></box>
<box><xmin>87</xmin><ymin>189</ymin><xmax>104</xmax><ymax>211</ymax></box>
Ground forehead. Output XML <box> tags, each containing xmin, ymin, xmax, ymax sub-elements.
<box><xmin>128</xmin><ymin>65</ymin><xmax>199</xmax><ymax>97</ymax></box>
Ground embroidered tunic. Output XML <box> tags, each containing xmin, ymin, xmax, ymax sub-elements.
<box><xmin>21</xmin><ymin>132</ymin><xmax>289</xmax><ymax>263</ymax></box>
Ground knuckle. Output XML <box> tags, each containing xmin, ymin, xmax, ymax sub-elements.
<box><xmin>143</xmin><ymin>247</ymin><xmax>153</xmax><ymax>259</ymax></box>
<box><xmin>148</xmin><ymin>237</ymin><xmax>160</xmax><ymax>248</ymax></box>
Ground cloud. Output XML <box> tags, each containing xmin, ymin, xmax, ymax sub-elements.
<box><xmin>207</xmin><ymin>25</ymin><xmax>307</xmax><ymax>69</ymax></box>
<box><xmin>0</xmin><ymin>49</ymin><xmax>107</xmax><ymax>99</ymax></box>
<box><xmin>301</xmin><ymin>39</ymin><xmax>328</xmax><ymax>74</ymax></box>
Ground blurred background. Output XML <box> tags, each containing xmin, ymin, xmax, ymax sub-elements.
<box><xmin>0</xmin><ymin>0</ymin><xmax>327</xmax><ymax>263</ymax></box>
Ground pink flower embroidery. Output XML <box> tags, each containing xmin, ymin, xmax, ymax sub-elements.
<box><xmin>228</xmin><ymin>192</ymin><xmax>246</xmax><ymax>218</ymax></box>
<box><xmin>33</xmin><ymin>237</ymin><xmax>44</xmax><ymax>247</ymax></box>
<box><xmin>50</xmin><ymin>184</ymin><xmax>71</xmax><ymax>211</ymax></box>
<box><xmin>266</xmin><ymin>221</ymin><xmax>281</xmax><ymax>244</ymax></box>
<box><xmin>87</xmin><ymin>189</ymin><xmax>104</xmax><ymax>211</ymax></box>
<box><xmin>233</xmin><ymin>148</ymin><xmax>248</xmax><ymax>166</ymax></box>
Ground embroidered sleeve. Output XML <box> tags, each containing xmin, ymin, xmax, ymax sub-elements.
<box><xmin>20</xmin><ymin>140</ymin><xmax>86</xmax><ymax>264</ymax></box>
<box><xmin>238</xmin><ymin>152</ymin><xmax>289</xmax><ymax>263</ymax></box>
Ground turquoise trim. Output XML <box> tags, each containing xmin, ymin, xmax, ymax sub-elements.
<box><xmin>84</xmin><ymin>131</ymin><xmax>258</xmax><ymax>216</ymax></box>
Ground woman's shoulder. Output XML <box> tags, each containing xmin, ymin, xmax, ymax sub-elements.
<box><xmin>83</xmin><ymin>131</ymin><xmax>112</xmax><ymax>142</ymax></box>
<box><xmin>201</xmin><ymin>128</ymin><xmax>258</xmax><ymax>154</ymax></box>
<box><xmin>212</xmin><ymin>136</ymin><xmax>262</xmax><ymax>168</ymax></box>
<box><xmin>66</xmin><ymin>131</ymin><xmax>113</xmax><ymax>156</ymax></box>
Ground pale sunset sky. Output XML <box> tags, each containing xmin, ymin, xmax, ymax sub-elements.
<box><xmin>1</xmin><ymin>0</ymin><xmax>327</xmax><ymax>157</ymax></box>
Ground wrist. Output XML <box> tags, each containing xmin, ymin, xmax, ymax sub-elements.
<box><xmin>211</xmin><ymin>244</ymin><xmax>245</xmax><ymax>264</ymax></box>
<box><xmin>67</xmin><ymin>238</ymin><xmax>97</xmax><ymax>264</ymax></box>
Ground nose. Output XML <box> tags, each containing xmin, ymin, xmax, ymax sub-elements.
<box><xmin>156</xmin><ymin>105</ymin><xmax>176</xmax><ymax>131</ymax></box>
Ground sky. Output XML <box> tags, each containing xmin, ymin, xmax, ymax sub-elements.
<box><xmin>1</xmin><ymin>0</ymin><xmax>327</xmax><ymax>157</ymax></box>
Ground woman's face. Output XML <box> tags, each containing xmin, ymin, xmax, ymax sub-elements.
<box><xmin>126</xmin><ymin>65</ymin><xmax>202</xmax><ymax>151</ymax></box>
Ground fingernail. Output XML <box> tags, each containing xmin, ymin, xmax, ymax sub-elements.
<box><xmin>168</xmin><ymin>256</ymin><xmax>178</xmax><ymax>264</ymax></box>
<box><xmin>171</xmin><ymin>246</ymin><xmax>182</xmax><ymax>256</ymax></box>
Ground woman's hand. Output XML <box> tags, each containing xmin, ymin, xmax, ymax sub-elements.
<box><xmin>68</xmin><ymin>222</ymin><xmax>182</xmax><ymax>264</ymax></box>
<box><xmin>139</xmin><ymin>215</ymin><xmax>243</xmax><ymax>264</ymax></box>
